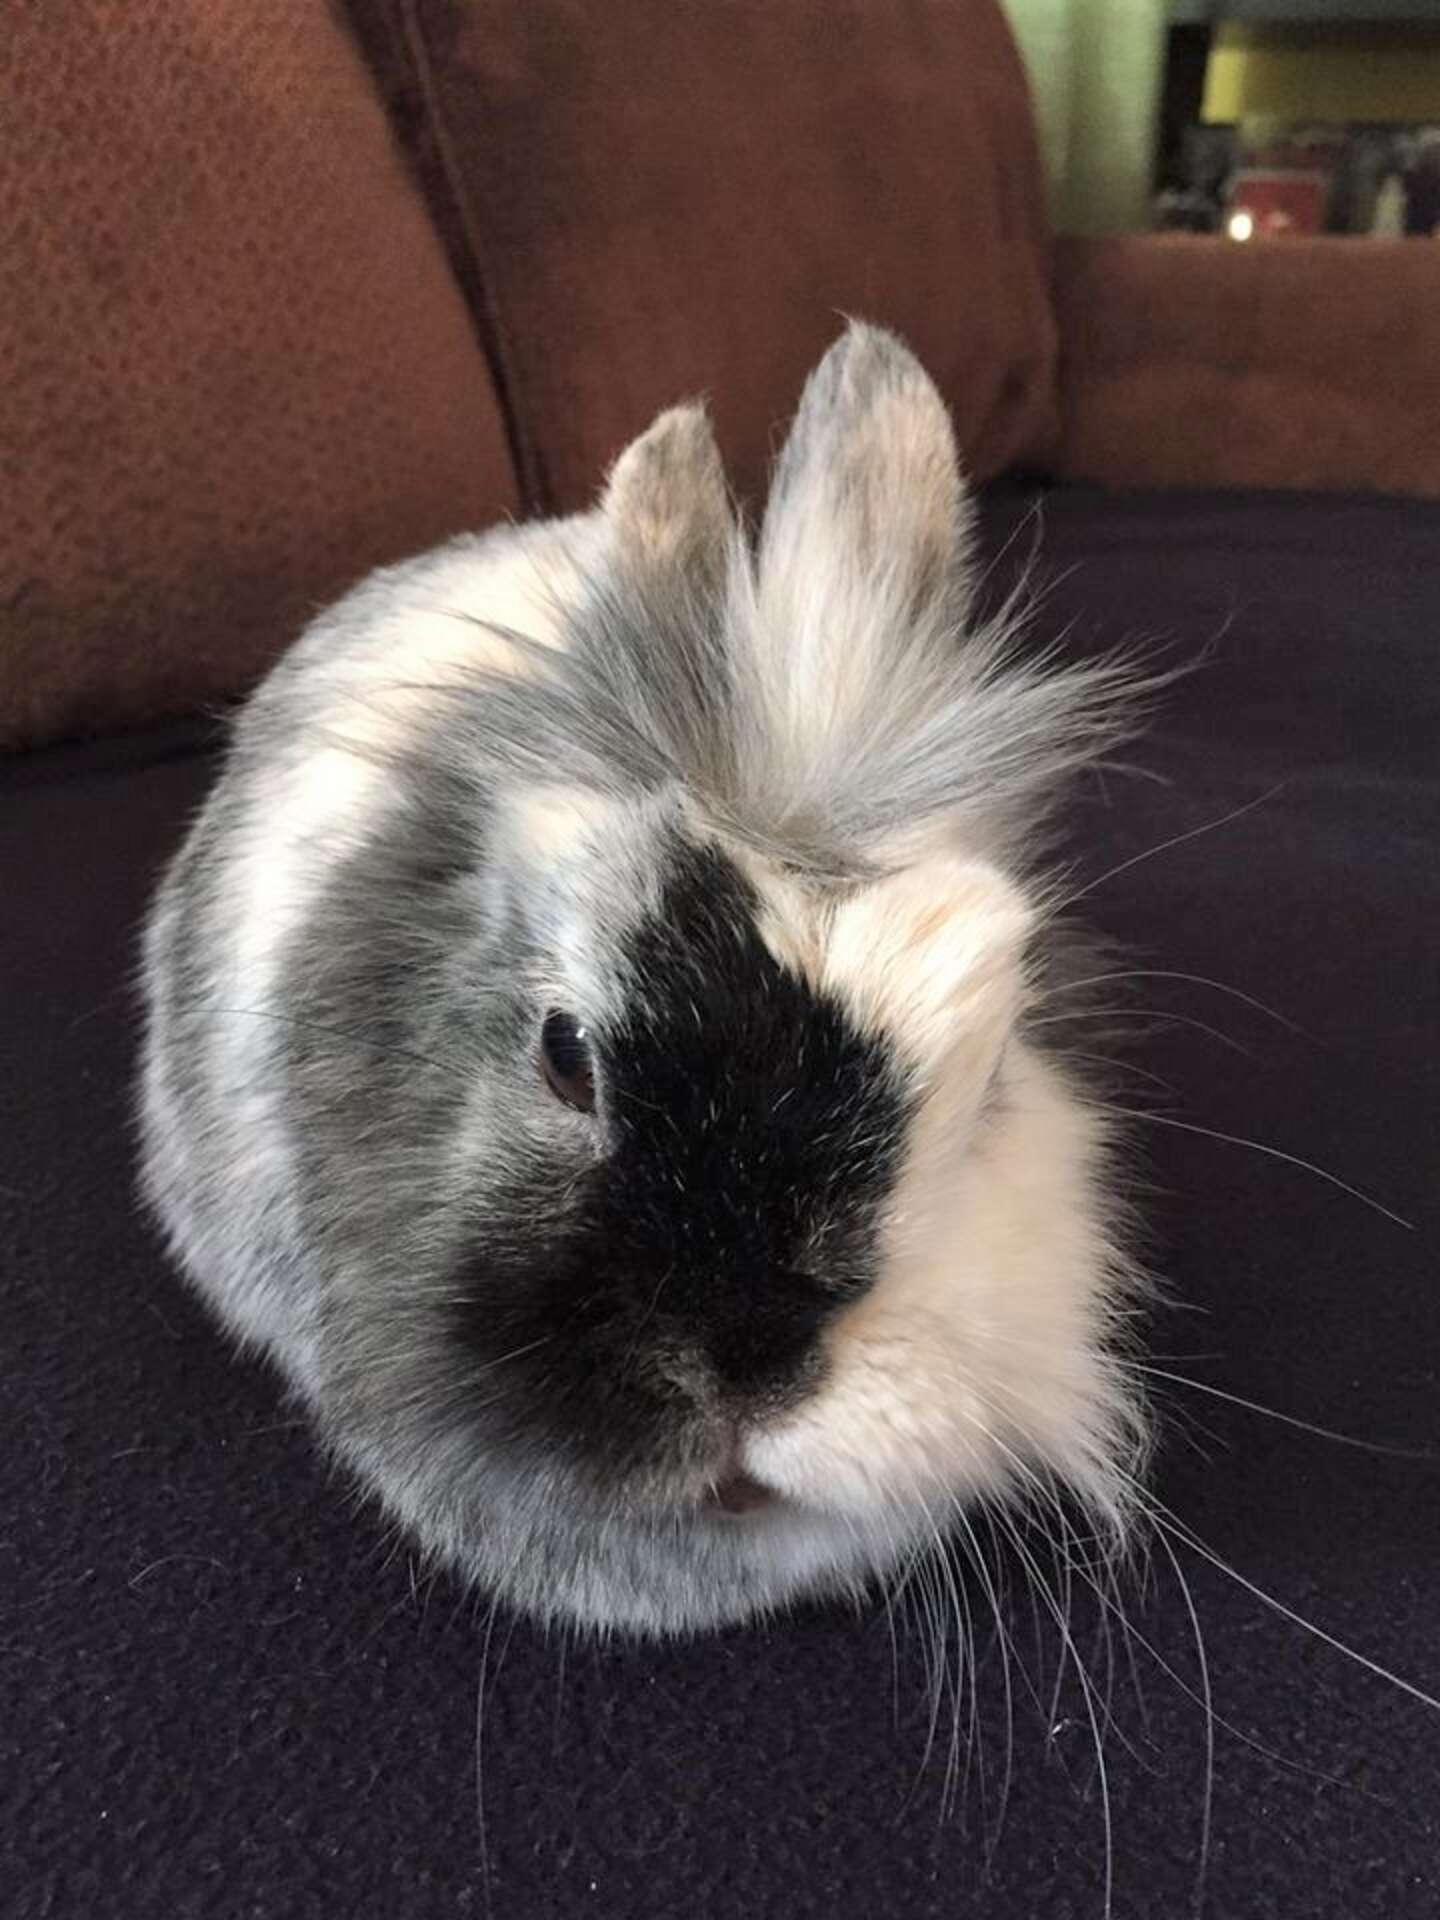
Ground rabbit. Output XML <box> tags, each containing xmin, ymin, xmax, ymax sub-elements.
<box><xmin>138</xmin><ymin>323</ymin><xmax>1148</xmax><ymax>1637</ymax></box>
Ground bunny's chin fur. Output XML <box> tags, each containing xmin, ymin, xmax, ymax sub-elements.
<box><xmin>139</xmin><ymin>324</ymin><xmax>1149</xmax><ymax>1637</ymax></box>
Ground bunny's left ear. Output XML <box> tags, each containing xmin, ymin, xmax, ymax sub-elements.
<box><xmin>601</xmin><ymin>402</ymin><xmax>736</xmax><ymax>589</ymax></box>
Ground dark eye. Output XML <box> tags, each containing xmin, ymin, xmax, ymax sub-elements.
<box><xmin>540</xmin><ymin>1010</ymin><xmax>596</xmax><ymax>1113</ymax></box>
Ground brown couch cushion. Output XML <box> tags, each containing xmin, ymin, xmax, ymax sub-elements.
<box><xmin>1054</xmin><ymin>234</ymin><xmax>1440</xmax><ymax>500</ymax></box>
<box><xmin>378</xmin><ymin>0</ymin><xmax>1058</xmax><ymax>513</ymax></box>
<box><xmin>0</xmin><ymin>1</ymin><xmax>519</xmax><ymax>750</ymax></box>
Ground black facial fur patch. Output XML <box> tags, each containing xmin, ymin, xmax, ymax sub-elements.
<box><xmin>453</xmin><ymin>837</ymin><xmax>910</xmax><ymax>1483</ymax></box>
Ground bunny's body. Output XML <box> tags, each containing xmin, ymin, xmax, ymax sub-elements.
<box><xmin>139</xmin><ymin>327</ymin><xmax>1145</xmax><ymax>1634</ymax></box>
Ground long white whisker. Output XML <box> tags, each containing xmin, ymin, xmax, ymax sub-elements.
<box><xmin>867</xmin><ymin>1509</ymin><xmax>908</xmax><ymax>1737</ymax></box>
<box><xmin>1013</xmin><ymin>1460</ymin><xmax>1388</xmax><ymax>1806</ymax></box>
<box><xmin>1130</xmin><ymin>1485</ymin><xmax>1440</xmax><ymax>1717</ymax></box>
<box><xmin>1026</xmin><ymin>1004</ymin><xmax>1253</xmax><ymax>1057</ymax></box>
<box><xmin>1153</xmin><ymin>1526</ymin><xmax>1214</xmax><ymax>1920</ymax></box>
<box><xmin>980</xmin><ymin>1447</ymin><xmax>1148</xmax><ymax>1764</ymax></box>
<box><xmin>1050</xmin><ymin>782</ymin><xmax>1288</xmax><ymax>918</ymax></box>
<box><xmin>475</xmin><ymin>1598</ymin><xmax>499</xmax><ymax>1920</ymax></box>
<box><xmin>951</xmin><ymin>1499</ymin><xmax>1017</xmax><ymax>1862</ymax></box>
<box><xmin>1042</xmin><ymin>968</ymin><xmax>1308</xmax><ymax>1037</ymax></box>
<box><xmin>990</xmin><ymin>1452</ymin><xmax>1369</xmax><ymax>1798</ymax></box>
<box><xmin>1127</xmin><ymin>1363</ymin><xmax>1437</xmax><ymax>1460</ymax></box>
<box><xmin>925</xmin><ymin>1504</ymin><xmax>981</xmax><ymax>1823</ymax></box>
<box><xmin>987</xmin><ymin>1500</ymin><xmax>1116</xmax><ymax>1920</ymax></box>
<box><xmin>901</xmin><ymin>1538</ymin><xmax>950</xmax><ymax>1804</ymax></box>
<box><xmin>1059</xmin><ymin>1049</ymin><xmax>1181</xmax><ymax>1097</ymax></box>
<box><xmin>959</xmin><ymin>1341</ymin><xmax>1425</xmax><ymax>1824</ymax></box>
<box><xmin>1098</xmin><ymin>1104</ymin><xmax>1414</xmax><ymax>1230</ymax></box>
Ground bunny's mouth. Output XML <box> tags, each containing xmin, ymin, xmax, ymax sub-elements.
<box><xmin>705</xmin><ymin>1469</ymin><xmax>775</xmax><ymax>1516</ymax></box>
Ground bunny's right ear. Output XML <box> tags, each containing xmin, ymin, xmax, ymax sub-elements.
<box><xmin>721</xmin><ymin>324</ymin><xmax>981</xmax><ymax>859</ymax></box>
<box><xmin>758</xmin><ymin>323</ymin><xmax>976</xmax><ymax>641</ymax></box>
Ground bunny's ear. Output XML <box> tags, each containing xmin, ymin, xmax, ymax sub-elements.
<box><xmin>601</xmin><ymin>403</ymin><xmax>736</xmax><ymax>586</ymax></box>
<box><xmin>758</xmin><ymin>323</ymin><xmax>975</xmax><ymax>636</ymax></box>
<box><xmin>725</xmin><ymin>325</ymin><xmax>985</xmax><ymax>861</ymax></box>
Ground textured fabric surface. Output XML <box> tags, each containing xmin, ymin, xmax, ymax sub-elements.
<box><xmin>375</xmin><ymin>0</ymin><xmax>1059</xmax><ymax>513</ymax></box>
<box><xmin>1054</xmin><ymin>234</ymin><xmax>1440</xmax><ymax>499</ymax></box>
<box><xmin>0</xmin><ymin>0</ymin><xmax>518</xmax><ymax>750</ymax></box>
<box><xmin>4</xmin><ymin>490</ymin><xmax>1439</xmax><ymax>1917</ymax></box>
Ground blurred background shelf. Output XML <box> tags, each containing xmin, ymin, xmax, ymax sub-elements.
<box><xmin>1173</xmin><ymin>3</ymin><xmax>1440</xmax><ymax>21</ymax></box>
<box><xmin>1002</xmin><ymin>0</ymin><xmax>1440</xmax><ymax>232</ymax></box>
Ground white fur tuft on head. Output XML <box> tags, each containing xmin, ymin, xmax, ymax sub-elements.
<box><xmin>575</xmin><ymin>321</ymin><xmax>1146</xmax><ymax>879</ymax></box>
